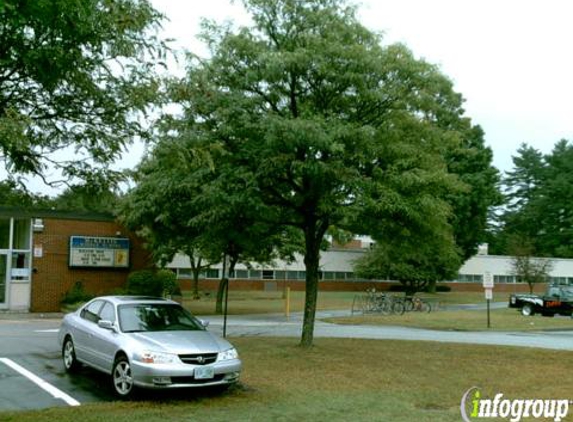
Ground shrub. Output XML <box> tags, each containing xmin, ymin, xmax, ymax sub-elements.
<box><xmin>435</xmin><ymin>285</ymin><xmax>452</xmax><ymax>292</ymax></box>
<box><xmin>61</xmin><ymin>281</ymin><xmax>93</xmax><ymax>305</ymax></box>
<box><xmin>157</xmin><ymin>269</ymin><xmax>181</xmax><ymax>296</ymax></box>
<box><xmin>110</xmin><ymin>287</ymin><xmax>128</xmax><ymax>296</ymax></box>
<box><xmin>126</xmin><ymin>270</ymin><xmax>164</xmax><ymax>297</ymax></box>
<box><xmin>126</xmin><ymin>269</ymin><xmax>180</xmax><ymax>297</ymax></box>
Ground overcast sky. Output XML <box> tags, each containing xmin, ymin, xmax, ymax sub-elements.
<box><xmin>149</xmin><ymin>0</ymin><xmax>573</xmax><ymax>174</ymax></box>
<box><xmin>21</xmin><ymin>0</ymin><xmax>573</xmax><ymax>195</ymax></box>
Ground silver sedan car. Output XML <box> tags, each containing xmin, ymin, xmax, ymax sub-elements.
<box><xmin>58</xmin><ymin>296</ymin><xmax>241</xmax><ymax>398</ymax></box>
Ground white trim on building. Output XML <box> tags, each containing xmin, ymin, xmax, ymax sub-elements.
<box><xmin>167</xmin><ymin>247</ymin><xmax>573</xmax><ymax>285</ymax></box>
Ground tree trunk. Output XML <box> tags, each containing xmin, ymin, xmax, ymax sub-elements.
<box><xmin>300</xmin><ymin>220</ymin><xmax>326</xmax><ymax>348</ymax></box>
<box><xmin>215</xmin><ymin>256</ymin><xmax>236</xmax><ymax>314</ymax></box>
<box><xmin>192</xmin><ymin>267</ymin><xmax>201</xmax><ymax>300</ymax></box>
<box><xmin>427</xmin><ymin>279</ymin><xmax>436</xmax><ymax>293</ymax></box>
<box><xmin>216</xmin><ymin>277</ymin><xmax>228</xmax><ymax>314</ymax></box>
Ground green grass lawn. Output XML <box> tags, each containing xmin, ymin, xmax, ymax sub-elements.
<box><xmin>323</xmin><ymin>307</ymin><xmax>573</xmax><ymax>331</ymax></box>
<box><xmin>183</xmin><ymin>290</ymin><xmax>359</xmax><ymax>315</ymax></box>
<box><xmin>182</xmin><ymin>290</ymin><xmax>488</xmax><ymax>316</ymax></box>
<box><xmin>2</xmin><ymin>337</ymin><xmax>573</xmax><ymax>422</ymax></box>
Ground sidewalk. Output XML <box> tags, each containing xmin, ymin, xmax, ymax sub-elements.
<box><xmin>0</xmin><ymin>310</ymin><xmax>64</xmax><ymax>320</ymax></box>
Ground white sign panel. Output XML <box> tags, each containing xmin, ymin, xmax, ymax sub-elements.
<box><xmin>485</xmin><ymin>288</ymin><xmax>493</xmax><ymax>300</ymax></box>
<box><xmin>483</xmin><ymin>271</ymin><xmax>494</xmax><ymax>288</ymax></box>
<box><xmin>34</xmin><ymin>245</ymin><xmax>43</xmax><ymax>258</ymax></box>
<box><xmin>11</xmin><ymin>268</ymin><xmax>30</xmax><ymax>277</ymax></box>
<box><xmin>69</xmin><ymin>236</ymin><xmax>130</xmax><ymax>268</ymax></box>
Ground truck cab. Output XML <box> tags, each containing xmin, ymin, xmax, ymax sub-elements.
<box><xmin>509</xmin><ymin>285</ymin><xmax>573</xmax><ymax>317</ymax></box>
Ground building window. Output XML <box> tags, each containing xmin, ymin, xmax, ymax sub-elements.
<box><xmin>457</xmin><ymin>274</ymin><xmax>484</xmax><ymax>283</ymax></box>
<box><xmin>249</xmin><ymin>270</ymin><xmax>261</xmax><ymax>279</ymax></box>
<box><xmin>10</xmin><ymin>252</ymin><xmax>30</xmax><ymax>281</ymax></box>
<box><xmin>12</xmin><ymin>219</ymin><xmax>30</xmax><ymax>249</ymax></box>
<box><xmin>0</xmin><ymin>219</ymin><xmax>9</xmax><ymax>249</ymax></box>
<box><xmin>235</xmin><ymin>270</ymin><xmax>248</xmax><ymax>279</ymax></box>
<box><xmin>286</xmin><ymin>271</ymin><xmax>297</xmax><ymax>280</ymax></box>
<box><xmin>494</xmin><ymin>275</ymin><xmax>516</xmax><ymax>284</ymax></box>
<box><xmin>274</xmin><ymin>271</ymin><xmax>286</xmax><ymax>280</ymax></box>
<box><xmin>204</xmin><ymin>269</ymin><xmax>219</xmax><ymax>279</ymax></box>
<box><xmin>549</xmin><ymin>277</ymin><xmax>567</xmax><ymax>285</ymax></box>
<box><xmin>177</xmin><ymin>268</ymin><xmax>192</xmax><ymax>279</ymax></box>
<box><xmin>262</xmin><ymin>270</ymin><xmax>274</xmax><ymax>280</ymax></box>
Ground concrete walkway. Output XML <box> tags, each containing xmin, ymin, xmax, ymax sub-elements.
<box><xmin>203</xmin><ymin>307</ymin><xmax>573</xmax><ymax>351</ymax></box>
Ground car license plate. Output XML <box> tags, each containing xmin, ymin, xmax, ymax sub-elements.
<box><xmin>194</xmin><ymin>366</ymin><xmax>215</xmax><ymax>380</ymax></box>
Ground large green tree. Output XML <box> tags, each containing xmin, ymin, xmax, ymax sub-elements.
<box><xmin>446</xmin><ymin>125</ymin><xmax>501</xmax><ymax>261</ymax></box>
<box><xmin>355</xmin><ymin>209</ymin><xmax>461</xmax><ymax>295</ymax></box>
<box><xmin>119</xmin><ymin>134</ymin><xmax>292</xmax><ymax>310</ymax></box>
<box><xmin>0</xmin><ymin>179</ymin><xmax>50</xmax><ymax>207</ymax></box>
<box><xmin>168</xmin><ymin>0</ymin><xmax>488</xmax><ymax>346</ymax></box>
<box><xmin>0</xmin><ymin>0</ymin><xmax>165</xmax><ymax>187</ymax></box>
<box><xmin>535</xmin><ymin>140</ymin><xmax>573</xmax><ymax>257</ymax></box>
<box><xmin>496</xmin><ymin>140</ymin><xmax>573</xmax><ymax>258</ymax></box>
<box><xmin>49</xmin><ymin>184</ymin><xmax>119</xmax><ymax>213</ymax></box>
<box><xmin>495</xmin><ymin>143</ymin><xmax>545</xmax><ymax>252</ymax></box>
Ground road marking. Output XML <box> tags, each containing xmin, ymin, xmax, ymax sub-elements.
<box><xmin>0</xmin><ymin>358</ymin><xmax>80</xmax><ymax>407</ymax></box>
<box><xmin>34</xmin><ymin>329</ymin><xmax>59</xmax><ymax>333</ymax></box>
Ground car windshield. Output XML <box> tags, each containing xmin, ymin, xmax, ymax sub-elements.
<box><xmin>561</xmin><ymin>287</ymin><xmax>573</xmax><ymax>300</ymax></box>
<box><xmin>118</xmin><ymin>303</ymin><xmax>205</xmax><ymax>333</ymax></box>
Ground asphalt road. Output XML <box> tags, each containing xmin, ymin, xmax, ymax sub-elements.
<box><xmin>0</xmin><ymin>309</ymin><xmax>571</xmax><ymax>412</ymax></box>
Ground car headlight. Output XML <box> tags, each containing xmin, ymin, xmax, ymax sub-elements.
<box><xmin>218</xmin><ymin>348</ymin><xmax>239</xmax><ymax>361</ymax></box>
<box><xmin>136</xmin><ymin>350</ymin><xmax>178</xmax><ymax>364</ymax></box>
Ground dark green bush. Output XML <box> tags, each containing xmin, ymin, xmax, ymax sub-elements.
<box><xmin>157</xmin><ymin>269</ymin><xmax>181</xmax><ymax>296</ymax></box>
<box><xmin>435</xmin><ymin>285</ymin><xmax>452</xmax><ymax>292</ymax></box>
<box><xmin>126</xmin><ymin>269</ymin><xmax>180</xmax><ymax>297</ymax></box>
<box><xmin>126</xmin><ymin>270</ymin><xmax>164</xmax><ymax>297</ymax></box>
<box><xmin>61</xmin><ymin>281</ymin><xmax>94</xmax><ymax>304</ymax></box>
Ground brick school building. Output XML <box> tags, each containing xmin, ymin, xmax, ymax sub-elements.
<box><xmin>0</xmin><ymin>207</ymin><xmax>149</xmax><ymax>312</ymax></box>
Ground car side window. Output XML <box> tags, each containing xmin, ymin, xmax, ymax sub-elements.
<box><xmin>81</xmin><ymin>300</ymin><xmax>104</xmax><ymax>324</ymax></box>
<box><xmin>548</xmin><ymin>287</ymin><xmax>560</xmax><ymax>297</ymax></box>
<box><xmin>99</xmin><ymin>302</ymin><xmax>115</xmax><ymax>323</ymax></box>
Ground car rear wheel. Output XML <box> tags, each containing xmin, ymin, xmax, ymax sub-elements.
<box><xmin>521</xmin><ymin>304</ymin><xmax>535</xmax><ymax>316</ymax></box>
<box><xmin>62</xmin><ymin>337</ymin><xmax>80</xmax><ymax>373</ymax></box>
<box><xmin>112</xmin><ymin>355</ymin><xmax>136</xmax><ymax>399</ymax></box>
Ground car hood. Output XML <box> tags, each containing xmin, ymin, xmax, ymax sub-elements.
<box><xmin>129</xmin><ymin>330</ymin><xmax>233</xmax><ymax>354</ymax></box>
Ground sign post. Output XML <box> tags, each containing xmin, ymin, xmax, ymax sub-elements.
<box><xmin>483</xmin><ymin>272</ymin><xmax>494</xmax><ymax>328</ymax></box>
<box><xmin>222</xmin><ymin>254</ymin><xmax>230</xmax><ymax>338</ymax></box>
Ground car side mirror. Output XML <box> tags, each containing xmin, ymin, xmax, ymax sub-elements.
<box><xmin>199</xmin><ymin>319</ymin><xmax>209</xmax><ymax>328</ymax></box>
<box><xmin>98</xmin><ymin>320</ymin><xmax>118</xmax><ymax>332</ymax></box>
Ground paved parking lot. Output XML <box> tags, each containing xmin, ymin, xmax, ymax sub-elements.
<box><xmin>0</xmin><ymin>317</ymin><xmax>115</xmax><ymax>411</ymax></box>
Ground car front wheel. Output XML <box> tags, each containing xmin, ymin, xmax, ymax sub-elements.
<box><xmin>521</xmin><ymin>304</ymin><xmax>535</xmax><ymax>316</ymax></box>
<box><xmin>62</xmin><ymin>337</ymin><xmax>80</xmax><ymax>373</ymax></box>
<box><xmin>112</xmin><ymin>355</ymin><xmax>136</xmax><ymax>399</ymax></box>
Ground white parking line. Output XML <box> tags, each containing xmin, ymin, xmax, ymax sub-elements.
<box><xmin>34</xmin><ymin>329</ymin><xmax>59</xmax><ymax>333</ymax></box>
<box><xmin>0</xmin><ymin>358</ymin><xmax>80</xmax><ymax>406</ymax></box>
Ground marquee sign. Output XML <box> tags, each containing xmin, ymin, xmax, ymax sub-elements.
<box><xmin>69</xmin><ymin>236</ymin><xmax>130</xmax><ymax>268</ymax></box>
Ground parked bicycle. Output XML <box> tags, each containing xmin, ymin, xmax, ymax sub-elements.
<box><xmin>351</xmin><ymin>289</ymin><xmax>405</xmax><ymax>315</ymax></box>
<box><xmin>402</xmin><ymin>296</ymin><xmax>432</xmax><ymax>313</ymax></box>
